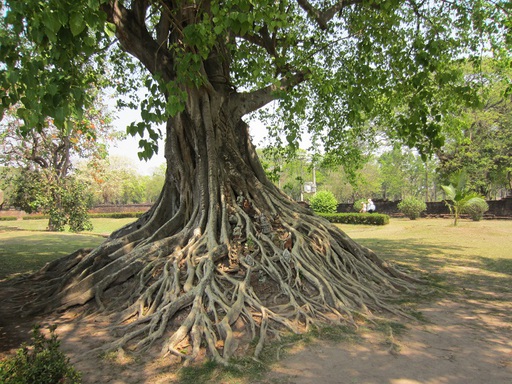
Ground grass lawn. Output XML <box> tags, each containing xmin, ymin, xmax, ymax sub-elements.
<box><xmin>0</xmin><ymin>217</ymin><xmax>136</xmax><ymax>234</ymax></box>
<box><xmin>1</xmin><ymin>216</ymin><xmax>511</xmax><ymax>284</ymax></box>
<box><xmin>1</xmin><ymin>217</ymin><xmax>511</xmax><ymax>384</ymax></box>
<box><xmin>0</xmin><ymin>218</ymin><xmax>136</xmax><ymax>279</ymax></box>
<box><xmin>337</xmin><ymin>218</ymin><xmax>512</xmax><ymax>295</ymax></box>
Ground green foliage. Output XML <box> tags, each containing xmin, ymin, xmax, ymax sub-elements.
<box><xmin>258</xmin><ymin>148</ymin><xmax>313</xmax><ymax>201</ymax></box>
<box><xmin>379</xmin><ymin>148</ymin><xmax>434</xmax><ymax>201</ymax></box>
<box><xmin>442</xmin><ymin>172</ymin><xmax>488</xmax><ymax>225</ymax></box>
<box><xmin>9</xmin><ymin>171</ymin><xmax>93</xmax><ymax>232</ymax></box>
<box><xmin>397</xmin><ymin>197</ymin><xmax>427</xmax><ymax>220</ymax></box>
<box><xmin>309</xmin><ymin>190</ymin><xmax>338</xmax><ymax>214</ymax></box>
<box><xmin>0</xmin><ymin>0</ymin><xmax>109</xmax><ymax>132</ymax></box>
<box><xmin>353</xmin><ymin>199</ymin><xmax>367</xmax><ymax>212</ymax></box>
<box><xmin>437</xmin><ymin>59</ymin><xmax>512</xmax><ymax>198</ymax></box>
<box><xmin>462</xmin><ymin>199</ymin><xmax>489</xmax><ymax>221</ymax></box>
<box><xmin>60</xmin><ymin>181</ymin><xmax>94</xmax><ymax>232</ymax></box>
<box><xmin>0</xmin><ymin>325</ymin><xmax>81</xmax><ymax>384</ymax></box>
<box><xmin>2</xmin><ymin>0</ymin><xmax>509</xmax><ymax>166</ymax></box>
<box><xmin>0</xmin><ymin>216</ymin><xmax>17</xmax><ymax>221</ymax></box>
<box><xmin>318</xmin><ymin>213</ymin><xmax>390</xmax><ymax>226</ymax></box>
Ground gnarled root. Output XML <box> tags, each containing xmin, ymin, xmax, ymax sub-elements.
<box><xmin>20</xmin><ymin>190</ymin><xmax>421</xmax><ymax>366</ymax></box>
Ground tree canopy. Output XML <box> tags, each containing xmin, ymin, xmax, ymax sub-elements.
<box><xmin>437</xmin><ymin>59</ymin><xmax>512</xmax><ymax>197</ymax></box>
<box><xmin>2</xmin><ymin>1</ymin><xmax>510</xmax><ymax>161</ymax></box>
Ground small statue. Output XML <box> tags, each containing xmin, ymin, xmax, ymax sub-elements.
<box><xmin>236</xmin><ymin>191</ymin><xmax>245</xmax><ymax>206</ymax></box>
<box><xmin>244</xmin><ymin>253</ymin><xmax>255</xmax><ymax>267</ymax></box>
<box><xmin>281</xmin><ymin>248</ymin><xmax>292</xmax><ymax>263</ymax></box>
<box><xmin>242</xmin><ymin>198</ymin><xmax>252</xmax><ymax>213</ymax></box>
<box><xmin>259</xmin><ymin>214</ymin><xmax>272</xmax><ymax>235</ymax></box>
<box><xmin>232</xmin><ymin>224</ymin><xmax>242</xmax><ymax>241</ymax></box>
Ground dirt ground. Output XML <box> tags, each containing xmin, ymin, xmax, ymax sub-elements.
<box><xmin>1</xmin><ymin>268</ymin><xmax>511</xmax><ymax>384</ymax></box>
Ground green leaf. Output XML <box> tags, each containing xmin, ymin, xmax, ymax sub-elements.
<box><xmin>43</xmin><ymin>12</ymin><xmax>62</xmax><ymax>34</ymax></box>
<box><xmin>441</xmin><ymin>184</ymin><xmax>455</xmax><ymax>200</ymax></box>
<box><xmin>105</xmin><ymin>22</ymin><xmax>116</xmax><ymax>38</ymax></box>
<box><xmin>69</xmin><ymin>12</ymin><xmax>86</xmax><ymax>36</ymax></box>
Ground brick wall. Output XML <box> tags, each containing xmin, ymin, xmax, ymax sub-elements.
<box><xmin>336</xmin><ymin>197</ymin><xmax>512</xmax><ymax>218</ymax></box>
<box><xmin>2</xmin><ymin>199</ymin><xmax>512</xmax><ymax>219</ymax></box>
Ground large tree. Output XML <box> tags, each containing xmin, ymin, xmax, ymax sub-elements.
<box><xmin>1</xmin><ymin>0</ymin><xmax>510</xmax><ymax>364</ymax></box>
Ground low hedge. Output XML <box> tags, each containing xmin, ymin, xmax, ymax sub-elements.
<box><xmin>89</xmin><ymin>212</ymin><xmax>144</xmax><ymax>219</ymax></box>
<box><xmin>318</xmin><ymin>212</ymin><xmax>390</xmax><ymax>225</ymax></box>
<box><xmin>0</xmin><ymin>216</ymin><xmax>17</xmax><ymax>221</ymax></box>
<box><xmin>22</xmin><ymin>214</ymin><xmax>48</xmax><ymax>220</ymax></box>
<box><xmin>20</xmin><ymin>212</ymin><xmax>144</xmax><ymax>220</ymax></box>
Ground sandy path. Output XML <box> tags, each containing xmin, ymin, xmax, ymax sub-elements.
<box><xmin>263</xmin><ymin>296</ymin><xmax>511</xmax><ymax>384</ymax></box>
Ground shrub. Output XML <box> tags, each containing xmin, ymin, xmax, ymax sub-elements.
<box><xmin>0</xmin><ymin>325</ymin><xmax>81</xmax><ymax>384</ymax></box>
<box><xmin>89</xmin><ymin>212</ymin><xmax>144</xmax><ymax>219</ymax></box>
<box><xmin>23</xmin><ymin>215</ymin><xmax>49</xmax><ymax>220</ymax></box>
<box><xmin>318</xmin><ymin>212</ymin><xmax>390</xmax><ymax>225</ymax></box>
<box><xmin>353</xmin><ymin>199</ymin><xmax>366</xmax><ymax>212</ymax></box>
<box><xmin>0</xmin><ymin>216</ymin><xmax>17</xmax><ymax>221</ymax></box>
<box><xmin>309</xmin><ymin>191</ymin><xmax>338</xmax><ymax>214</ymax></box>
<box><xmin>462</xmin><ymin>199</ymin><xmax>489</xmax><ymax>221</ymax></box>
<box><xmin>397</xmin><ymin>197</ymin><xmax>426</xmax><ymax>220</ymax></box>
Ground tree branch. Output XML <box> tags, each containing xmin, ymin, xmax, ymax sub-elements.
<box><xmin>296</xmin><ymin>0</ymin><xmax>364</xmax><ymax>30</ymax></box>
<box><xmin>231</xmin><ymin>71</ymin><xmax>308</xmax><ymax>117</ymax></box>
<box><xmin>131</xmin><ymin>0</ymin><xmax>149</xmax><ymax>26</ymax></box>
<box><xmin>156</xmin><ymin>9</ymin><xmax>171</xmax><ymax>47</ymax></box>
<box><xmin>102</xmin><ymin>0</ymin><xmax>174</xmax><ymax>80</ymax></box>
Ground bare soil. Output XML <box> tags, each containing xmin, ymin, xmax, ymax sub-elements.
<box><xmin>1</xmin><ymin>265</ymin><xmax>511</xmax><ymax>384</ymax></box>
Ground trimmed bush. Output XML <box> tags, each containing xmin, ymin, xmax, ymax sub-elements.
<box><xmin>462</xmin><ymin>199</ymin><xmax>489</xmax><ymax>221</ymax></box>
<box><xmin>89</xmin><ymin>212</ymin><xmax>144</xmax><ymax>219</ymax></box>
<box><xmin>0</xmin><ymin>216</ymin><xmax>17</xmax><ymax>221</ymax></box>
<box><xmin>318</xmin><ymin>212</ymin><xmax>389</xmax><ymax>225</ymax></box>
<box><xmin>21</xmin><ymin>212</ymin><xmax>144</xmax><ymax>220</ymax></box>
<box><xmin>309</xmin><ymin>191</ymin><xmax>338</xmax><ymax>214</ymax></box>
<box><xmin>22</xmin><ymin>215</ymin><xmax>49</xmax><ymax>220</ymax></box>
<box><xmin>397</xmin><ymin>197</ymin><xmax>426</xmax><ymax>220</ymax></box>
<box><xmin>0</xmin><ymin>325</ymin><xmax>81</xmax><ymax>384</ymax></box>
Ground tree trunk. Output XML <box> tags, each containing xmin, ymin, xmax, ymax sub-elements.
<box><xmin>23</xmin><ymin>85</ymin><xmax>420</xmax><ymax>364</ymax></box>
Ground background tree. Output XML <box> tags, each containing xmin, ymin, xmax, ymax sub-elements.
<box><xmin>379</xmin><ymin>147</ymin><xmax>435</xmax><ymax>201</ymax></box>
<box><xmin>77</xmin><ymin>156</ymin><xmax>127</xmax><ymax>205</ymax></box>
<box><xmin>143</xmin><ymin>164</ymin><xmax>166</xmax><ymax>203</ymax></box>
<box><xmin>437</xmin><ymin>60</ymin><xmax>512</xmax><ymax>198</ymax></box>
<box><xmin>77</xmin><ymin>156</ymin><xmax>165</xmax><ymax>205</ymax></box>
<box><xmin>0</xmin><ymin>98</ymin><xmax>116</xmax><ymax>230</ymax></box>
<box><xmin>1</xmin><ymin>0</ymin><xmax>510</xmax><ymax>364</ymax></box>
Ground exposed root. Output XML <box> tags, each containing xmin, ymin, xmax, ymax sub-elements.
<box><xmin>17</xmin><ymin>185</ymin><xmax>423</xmax><ymax>366</ymax></box>
<box><xmin>13</xmin><ymin>106</ymin><xmax>423</xmax><ymax>365</ymax></box>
